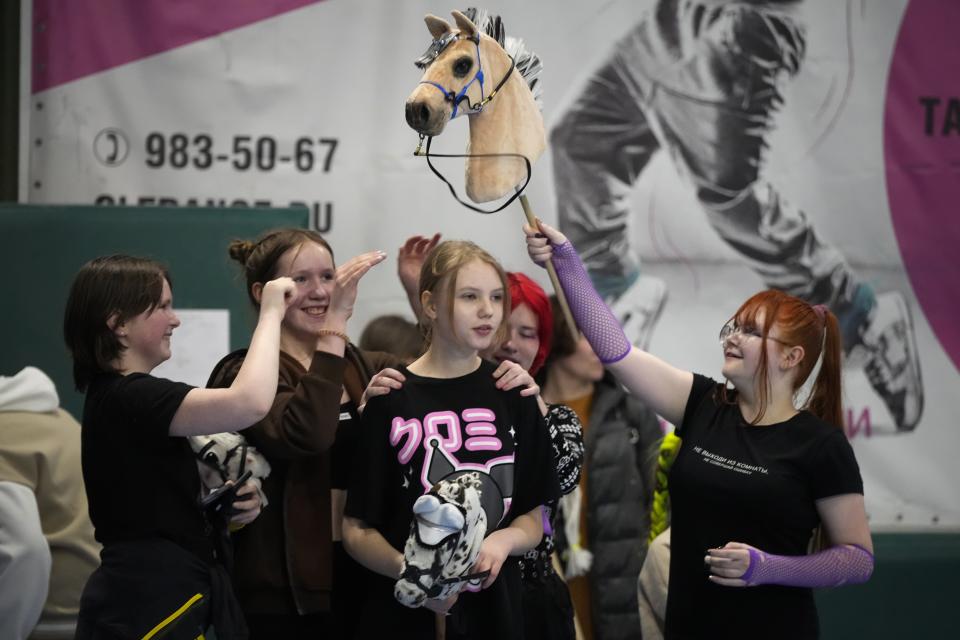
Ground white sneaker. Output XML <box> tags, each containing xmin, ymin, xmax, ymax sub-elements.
<box><xmin>857</xmin><ymin>291</ymin><xmax>924</xmax><ymax>432</ymax></box>
<box><xmin>608</xmin><ymin>275</ymin><xmax>668</xmax><ymax>350</ymax></box>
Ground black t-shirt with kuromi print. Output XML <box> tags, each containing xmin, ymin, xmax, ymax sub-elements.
<box><xmin>346</xmin><ymin>359</ymin><xmax>559</xmax><ymax>640</ymax></box>
<box><xmin>666</xmin><ymin>374</ymin><xmax>863</xmax><ymax>640</ymax></box>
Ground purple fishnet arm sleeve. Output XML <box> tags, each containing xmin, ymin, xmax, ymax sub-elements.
<box><xmin>741</xmin><ymin>544</ymin><xmax>875</xmax><ymax>588</ymax></box>
<box><xmin>550</xmin><ymin>241</ymin><xmax>631</xmax><ymax>363</ymax></box>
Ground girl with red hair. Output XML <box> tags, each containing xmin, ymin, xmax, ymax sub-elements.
<box><xmin>486</xmin><ymin>272</ymin><xmax>554</xmax><ymax>377</ymax></box>
<box><xmin>482</xmin><ymin>271</ymin><xmax>584</xmax><ymax>640</ymax></box>
<box><xmin>525</xmin><ymin>221</ymin><xmax>873</xmax><ymax>640</ymax></box>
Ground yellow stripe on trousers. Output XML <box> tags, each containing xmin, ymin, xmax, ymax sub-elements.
<box><xmin>141</xmin><ymin>593</ymin><xmax>205</xmax><ymax>640</ymax></box>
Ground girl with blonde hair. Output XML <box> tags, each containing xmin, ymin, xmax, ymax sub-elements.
<box><xmin>344</xmin><ymin>240</ymin><xmax>559</xmax><ymax>640</ymax></box>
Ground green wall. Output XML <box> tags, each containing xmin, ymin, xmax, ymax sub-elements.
<box><xmin>817</xmin><ymin>532</ymin><xmax>960</xmax><ymax>638</ymax></box>
<box><xmin>0</xmin><ymin>204</ymin><xmax>308</xmax><ymax>418</ymax></box>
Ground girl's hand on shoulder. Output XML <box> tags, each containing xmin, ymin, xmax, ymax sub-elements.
<box><xmin>328</xmin><ymin>250</ymin><xmax>387</xmax><ymax>322</ymax></box>
<box><xmin>359</xmin><ymin>367</ymin><xmax>406</xmax><ymax>413</ymax></box>
<box><xmin>523</xmin><ymin>219</ymin><xmax>568</xmax><ymax>267</ymax></box>
<box><xmin>705</xmin><ymin>541</ymin><xmax>754</xmax><ymax>587</ymax></box>
<box><xmin>472</xmin><ymin>533</ymin><xmax>512</xmax><ymax>589</ymax></box>
<box><xmin>492</xmin><ymin>360</ymin><xmax>539</xmax><ymax>397</ymax></box>
<box><xmin>260</xmin><ymin>277</ymin><xmax>296</xmax><ymax>314</ymax></box>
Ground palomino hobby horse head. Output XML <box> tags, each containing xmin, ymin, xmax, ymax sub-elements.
<box><xmin>404</xmin><ymin>9</ymin><xmax>545</xmax><ymax>203</ymax></box>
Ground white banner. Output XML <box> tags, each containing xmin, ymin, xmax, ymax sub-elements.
<box><xmin>24</xmin><ymin>0</ymin><xmax>960</xmax><ymax>528</ymax></box>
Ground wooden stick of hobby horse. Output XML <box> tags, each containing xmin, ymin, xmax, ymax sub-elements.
<box><xmin>518</xmin><ymin>194</ymin><xmax>579</xmax><ymax>344</ymax></box>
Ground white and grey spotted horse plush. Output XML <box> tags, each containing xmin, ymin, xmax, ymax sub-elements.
<box><xmin>395</xmin><ymin>472</ymin><xmax>489</xmax><ymax>608</ymax></box>
<box><xmin>188</xmin><ymin>432</ymin><xmax>271</xmax><ymax>508</ymax></box>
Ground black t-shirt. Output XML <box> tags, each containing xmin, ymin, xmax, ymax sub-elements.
<box><xmin>665</xmin><ymin>374</ymin><xmax>863</xmax><ymax>639</ymax></box>
<box><xmin>331</xmin><ymin>399</ymin><xmax>361</xmax><ymax>490</ymax></box>
<box><xmin>81</xmin><ymin>372</ymin><xmax>213</xmax><ymax>562</ymax></box>
<box><xmin>345</xmin><ymin>359</ymin><xmax>559</xmax><ymax>639</ymax></box>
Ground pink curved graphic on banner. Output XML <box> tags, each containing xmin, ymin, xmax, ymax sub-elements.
<box><xmin>32</xmin><ymin>0</ymin><xmax>323</xmax><ymax>93</ymax></box>
<box><xmin>883</xmin><ymin>0</ymin><xmax>960</xmax><ymax>373</ymax></box>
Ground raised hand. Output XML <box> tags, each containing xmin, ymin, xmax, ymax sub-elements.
<box><xmin>398</xmin><ymin>233</ymin><xmax>441</xmax><ymax>292</ymax></box>
<box><xmin>523</xmin><ymin>219</ymin><xmax>568</xmax><ymax>267</ymax></box>
<box><xmin>327</xmin><ymin>250</ymin><xmax>387</xmax><ymax>324</ymax></box>
<box><xmin>260</xmin><ymin>276</ymin><xmax>297</xmax><ymax>316</ymax></box>
<box><xmin>398</xmin><ymin>234</ymin><xmax>441</xmax><ymax>317</ymax></box>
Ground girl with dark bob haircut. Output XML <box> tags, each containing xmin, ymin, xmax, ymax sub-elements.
<box><xmin>64</xmin><ymin>255</ymin><xmax>171</xmax><ymax>391</ymax></box>
<box><xmin>64</xmin><ymin>254</ymin><xmax>294</xmax><ymax>639</ymax></box>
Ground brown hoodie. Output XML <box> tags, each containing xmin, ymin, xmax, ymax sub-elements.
<box><xmin>207</xmin><ymin>345</ymin><xmax>398</xmax><ymax>615</ymax></box>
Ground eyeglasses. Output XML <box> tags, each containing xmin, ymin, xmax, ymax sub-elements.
<box><xmin>719</xmin><ymin>320</ymin><xmax>791</xmax><ymax>346</ymax></box>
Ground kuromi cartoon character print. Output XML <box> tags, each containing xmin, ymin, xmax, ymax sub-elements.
<box><xmin>344</xmin><ymin>359</ymin><xmax>560</xmax><ymax>636</ymax></box>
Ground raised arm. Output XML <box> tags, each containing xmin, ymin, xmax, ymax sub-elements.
<box><xmin>397</xmin><ymin>233</ymin><xmax>441</xmax><ymax>320</ymax></box>
<box><xmin>192</xmin><ymin>251</ymin><xmax>385</xmax><ymax>452</ymax></box>
<box><xmin>524</xmin><ymin>221</ymin><xmax>692</xmax><ymax>425</ymax></box>
<box><xmin>169</xmin><ymin>277</ymin><xmax>294</xmax><ymax>436</ymax></box>
<box><xmin>213</xmin><ymin>350</ymin><xmax>346</xmax><ymax>458</ymax></box>
<box><xmin>315</xmin><ymin>249</ymin><xmax>389</xmax><ymax>358</ymax></box>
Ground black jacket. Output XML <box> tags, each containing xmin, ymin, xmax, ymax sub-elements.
<box><xmin>562</xmin><ymin>375</ymin><xmax>662</xmax><ymax>640</ymax></box>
